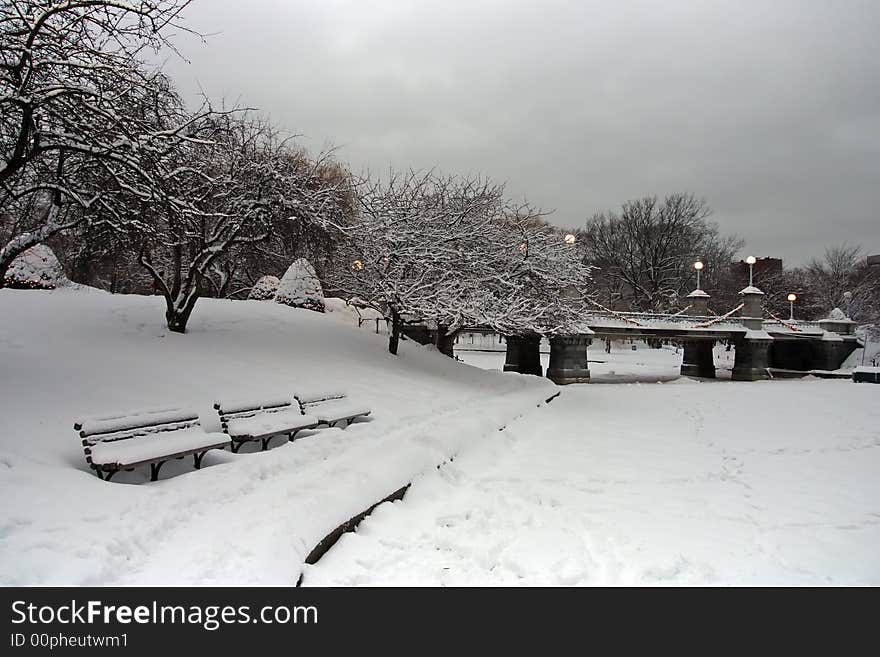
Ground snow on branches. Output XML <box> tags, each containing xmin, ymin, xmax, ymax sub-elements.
<box><xmin>0</xmin><ymin>1</ymin><xmax>200</xmax><ymax>285</ymax></box>
<box><xmin>3</xmin><ymin>243</ymin><xmax>68</xmax><ymax>289</ymax></box>
<box><xmin>247</xmin><ymin>275</ymin><xmax>281</xmax><ymax>301</ymax></box>
<box><xmin>136</xmin><ymin>114</ymin><xmax>348</xmax><ymax>332</ymax></box>
<box><xmin>326</xmin><ymin>171</ymin><xmax>593</xmax><ymax>354</ymax></box>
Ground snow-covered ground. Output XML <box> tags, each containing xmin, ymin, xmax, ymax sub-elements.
<box><xmin>304</xmin><ymin>377</ymin><xmax>880</xmax><ymax>586</ymax></box>
<box><xmin>0</xmin><ymin>288</ymin><xmax>554</xmax><ymax>585</ymax></box>
<box><xmin>3</xmin><ymin>287</ymin><xmax>877</xmax><ymax>586</ymax></box>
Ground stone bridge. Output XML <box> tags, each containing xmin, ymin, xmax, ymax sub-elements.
<box><xmin>466</xmin><ymin>287</ymin><xmax>861</xmax><ymax>384</ymax></box>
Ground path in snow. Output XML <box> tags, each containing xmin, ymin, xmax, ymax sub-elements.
<box><xmin>303</xmin><ymin>378</ymin><xmax>880</xmax><ymax>586</ymax></box>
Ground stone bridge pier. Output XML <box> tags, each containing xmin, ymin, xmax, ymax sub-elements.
<box><xmin>504</xmin><ymin>334</ymin><xmax>543</xmax><ymax>376</ymax></box>
<box><xmin>680</xmin><ymin>289</ymin><xmax>716</xmax><ymax>379</ymax></box>
<box><xmin>546</xmin><ymin>334</ymin><xmax>593</xmax><ymax>384</ymax></box>
<box><xmin>732</xmin><ymin>286</ymin><xmax>772</xmax><ymax>381</ymax></box>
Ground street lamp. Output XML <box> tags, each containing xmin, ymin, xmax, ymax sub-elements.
<box><xmin>787</xmin><ymin>293</ymin><xmax>797</xmax><ymax>320</ymax></box>
<box><xmin>352</xmin><ymin>260</ymin><xmax>363</xmax><ymax>271</ymax></box>
<box><xmin>564</xmin><ymin>233</ymin><xmax>576</xmax><ymax>245</ymax></box>
<box><xmin>693</xmin><ymin>260</ymin><xmax>704</xmax><ymax>290</ymax></box>
<box><xmin>745</xmin><ymin>255</ymin><xmax>757</xmax><ymax>287</ymax></box>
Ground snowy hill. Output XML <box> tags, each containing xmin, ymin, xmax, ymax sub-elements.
<box><xmin>0</xmin><ymin>287</ymin><xmax>554</xmax><ymax>585</ymax></box>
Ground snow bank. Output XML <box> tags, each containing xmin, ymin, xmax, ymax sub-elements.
<box><xmin>0</xmin><ymin>288</ymin><xmax>555</xmax><ymax>585</ymax></box>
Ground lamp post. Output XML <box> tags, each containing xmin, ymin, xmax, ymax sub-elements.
<box><xmin>745</xmin><ymin>255</ymin><xmax>757</xmax><ymax>287</ymax></box>
<box><xmin>564</xmin><ymin>233</ymin><xmax>576</xmax><ymax>245</ymax></box>
<box><xmin>866</xmin><ymin>256</ymin><xmax>880</xmax><ymax>366</ymax></box>
<box><xmin>693</xmin><ymin>260</ymin><xmax>704</xmax><ymax>290</ymax></box>
<box><xmin>787</xmin><ymin>293</ymin><xmax>797</xmax><ymax>320</ymax></box>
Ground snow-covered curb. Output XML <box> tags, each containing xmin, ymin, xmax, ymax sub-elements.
<box><xmin>296</xmin><ymin>390</ymin><xmax>561</xmax><ymax>582</ymax></box>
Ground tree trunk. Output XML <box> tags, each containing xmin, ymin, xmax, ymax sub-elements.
<box><xmin>435</xmin><ymin>324</ymin><xmax>456</xmax><ymax>358</ymax></box>
<box><xmin>0</xmin><ymin>253</ymin><xmax>15</xmax><ymax>288</ymax></box>
<box><xmin>164</xmin><ymin>286</ymin><xmax>201</xmax><ymax>334</ymax></box>
<box><xmin>388</xmin><ymin>307</ymin><xmax>401</xmax><ymax>355</ymax></box>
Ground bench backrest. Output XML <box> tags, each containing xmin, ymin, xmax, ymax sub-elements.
<box><xmin>294</xmin><ymin>390</ymin><xmax>347</xmax><ymax>407</ymax></box>
<box><xmin>213</xmin><ymin>396</ymin><xmax>298</xmax><ymax>426</ymax></box>
<box><xmin>74</xmin><ymin>407</ymin><xmax>201</xmax><ymax>449</ymax></box>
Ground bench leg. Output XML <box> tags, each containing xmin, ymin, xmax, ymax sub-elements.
<box><xmin>288</xmin><ymin>429</ymin><xmax>300</xmax><ymax>442</ymax></box>
<box><xmin>150</xmin><ymin>461</ymin><xmax>165</xmax><ymax>482</ymax></box>
<box><xmin>261</xmin><ymin>437</ymin><xmax>272</xmax><ymax>451</ymax></box>
<box><xmin>231</xmin><ymin>441</ymin><xmax>243</xmax><ymax>454</ymax></box>
<box><xmin>193</xmin><ymin>452</ymin><xmax>205</xmax><ymax>469</ymax></box>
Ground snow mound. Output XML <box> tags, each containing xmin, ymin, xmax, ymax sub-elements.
<box><xmin>247</xmin><ymin>275</ymin><xmax>281</xmax><ymax>301</ymax></box>
<box><xmin>826</xmin><ymin>307</ymin><xmax>848</xmax><ymax>321</ymax></box>
<box><xmin>4</xmin><ymin>244</ymin><xmax>68</xmax><ymax>289</ymax></box>
<box><xmin>324</xmin><ymin>297</ymin><xmax>385</xmax><ymax>326</ymax></box>
<box><xmin>275</xmin><ymin>258</ymin><xmax>325</xmax><ymax>312</ymax></box>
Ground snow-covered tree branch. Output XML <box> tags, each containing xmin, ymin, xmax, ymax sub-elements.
<box><xmin>327</xmin><ymin>171</ymin><xmax>594</xmax><ymax>354</ymax></box>
<box><xmin>0</xmin><ymin>0</ymin><xmax>199</xmax><ymax>285</ymax></box>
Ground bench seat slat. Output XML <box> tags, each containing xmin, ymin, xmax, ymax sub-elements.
<box><xmin>88</xmin><ymin>428</ymin><xmax>230</xmax><ymax>468</ymax></box>
<box><xmin>306</xmin><ymin>400</ymin><xmax>371</xmax><ymax>425</ymax></box>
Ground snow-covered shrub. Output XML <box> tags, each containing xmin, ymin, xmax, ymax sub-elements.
<box><xmin>275</xmin><ymin>258</ymin><xmax>325</xmax><ymax>312</ymax></box>
<box><xmin>4</xmin><ymin>244</ymin><xmax>68</xmax><ymax>290</ymax></box>
<box><xmin>247</xmin><ymin>275</ymin><xmax>281</xmax><ymax>301</ymax></box>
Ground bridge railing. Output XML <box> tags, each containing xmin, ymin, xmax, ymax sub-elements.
<box><xmin>762</xmin><ymin>319</ymin><xmax>824</xmax><ymax>333</ymax></box>
<box><xmin>582</xmin><ymin>310</ymin><xmax>747</xmax><ymax>329</ymax></box>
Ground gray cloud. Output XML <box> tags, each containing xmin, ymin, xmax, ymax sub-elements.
<box><xmin>162</xmin><ymin>0</ymin><xmax>880</xmax><ymax>265</ymax></box>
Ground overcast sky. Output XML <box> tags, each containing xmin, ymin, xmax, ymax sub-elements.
<box><xmin>162</xmin><ymin>0</ymin><xmax>880</xmax><ymax>265</ymax></box>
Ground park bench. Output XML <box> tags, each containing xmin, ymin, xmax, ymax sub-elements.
<box><xmin>75</xmin><ymin>407</ymin><xmax>230</xmax><ymax>482</ymax></box>
<box><xmin>213</xmin><ymin>396</ymin><xmax>320</xmax><ymax>452</ymax></box>
<box><xmin>294</xmin><ymin>390</ymin><xmax>371</xmax><ymax>428</ymax></box>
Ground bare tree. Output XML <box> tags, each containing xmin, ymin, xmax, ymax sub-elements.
<box><xmin>0</xmin><ymin>0</ymin><xmax>202</xmax><ymax>286</ymax></box>
<box><xmin>326</xmin><ymin>171</ymin><xmax>500</xmax><ymax>353</ymax></box>
<box><xmin>134</xmin><ymin>114</ymin><xmax>348</xmax><ymax>332</ymax></box>
<box><xmin>801</xmin><ymin>245</ymin><xmax>879</xmax><ymax>321</ymax></box>
<box><xmin>328</xmin><ymin>171</ymin><xmax>593</xmax><ymax>354</ymax></box>
<box><xmin>581</xmin><ymin>193</ymin><xmax>742</xmax><ymax>311</ymax></box>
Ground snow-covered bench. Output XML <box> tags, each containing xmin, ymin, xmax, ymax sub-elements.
<box><xmin>213</xmin><ymin>397</ymin><xmax>319</xmax><ymax>452</ymax></box>
<box><xmin>75</xmin><ymin>408</ymin><xmax>230</xmax><ymax>482</ymax></box>
<box><xmin>294</xmin><ymin>390</ymin><xmax>371</xmax><ymax>428</ymax></box>
<box><xmin>852</xmin><ymin>366</ymin><xmax>880</xmax><ymax>384</ymax></box>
